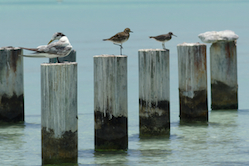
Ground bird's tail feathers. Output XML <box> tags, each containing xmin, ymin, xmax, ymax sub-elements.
<box><xmin>18</xmin><ymin>47</ymin><xmax>46</xmax><ymax>58</ymax></box>
<box><xmin>19</xmin><ymin>54</ymin><xmax>47</xmax><ymax>58</ymax></box>
<box><xmin>19</xmin><ymin>47</ymin><xmax>38</xmax><ymax>51</ymax></box>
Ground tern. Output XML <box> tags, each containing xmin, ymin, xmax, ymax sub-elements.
<box><xmin>19</xmin><ymin>32</ymin><xmax>73</xmax><ymax>63</ymax></box>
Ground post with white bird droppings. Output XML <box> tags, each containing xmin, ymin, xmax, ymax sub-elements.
<box><xmin>0</xmin><ymin>47</ymin><xmax>24</xmax><ymax>123</ymax></box>
<box><xmin>41</xmin><ymin>62</ymin><xmax>78</xmax><ymax>164</ymax></box>
<box><xmin>94</xmin><ymin>55</ymin><xmax>128</xmax><ymax>151</ymax></box>
<box><xmin>198</xmin><ymin>30</ymin><xmax>239</xmax><ymax>110</ymax></box>
<box><xmin>49</xmin><ymin>50</ymin><xmax>76</xmax><ymax>63</ymax></box>
<box><xmin>177</xmin><ymin>43</ymin><xmax>208</xmax><ymax>122</ymax></box>
<box><xmin>138</xmin><ymin>49</ymin><xmax>170</xmax><ymax>137</ymax></box>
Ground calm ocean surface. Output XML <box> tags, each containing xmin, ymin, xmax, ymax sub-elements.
<box><xmin>1</xmin><ymin>0</ymin><xmax>249</xmax><ymax>165</ymax></box>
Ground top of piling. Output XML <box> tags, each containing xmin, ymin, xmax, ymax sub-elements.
<box><xmin>138</xmin><ymin>49</ymin><xmax>169</xmax><ymax>52</ymax></box>
<box><xmin>177</xmin><ymin>42</ymin><xmax>206</xmax><ymax>46</ymax></box>
<box><xmin>94</xmin><ymin>54</ymin><xmax>127</xmax><ymax>58</ymax></box>
<box><xmin>0</xmin><ymin>46</ymin><xmax>21</xmax><ymax>50</ymax></box>
<box><xmin>41</xmin><ymin>62</ymin><xmax>77</xmax><ymax>66</ymax></box>
<box><xmin>198</xmin><ymin>30</ymin><xmax>239</xmax><ymax>43</ymax></box>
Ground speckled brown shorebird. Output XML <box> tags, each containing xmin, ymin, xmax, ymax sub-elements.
<box><xmin>103</xmin><ymin>28</ymin><xmax>133</xmax><ymax>55</ymax></box>
<box><xmin>149</xmin><ymin>32</ymin><xmax>177</xmax><ymax>49</ymax></box>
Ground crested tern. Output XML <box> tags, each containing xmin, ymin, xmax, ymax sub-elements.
<box><xmin>20</xmin><ymin>32</ymin><xmax>73</xmax><ymax>63</ymax></box>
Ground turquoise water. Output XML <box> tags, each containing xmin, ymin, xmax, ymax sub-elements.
<box><xmin>0</xmin><ymin>0</ymin><xmax>249</xmax><ymax>165</ymax></box>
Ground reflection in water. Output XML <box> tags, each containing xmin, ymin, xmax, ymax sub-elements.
<box><xmin>177</xmin><ymin>120</ymin><xmax>209</xmax><ymax>160</ymax></box>
<box><xmin>209</xmin><ymin>109</ymin><xmax>238</xmax><ymax>125</ymax></box>
<box><xmin>208</xmin><ymin>110</ymin><xmax>239</xmax><ymax>152</ymax></box>
<box><xmin>207</xmin><ymin>110</ymin><xmax>240</xmax><ymax>164</ymax></box>
<box><xmin>93</xmin><ymin>150</ymin><xmax>128</xmax><ymax>165</ymax></box>
<box><xmin>174</xmin><ymin>110</ymin><xmax>239</xmax><ymax>164</ymax></box>
<box><xmin>44</xmin><ymin>163</ymin><xmax>79</xmax><ymax>166</ymax></box>
<box><xmin>0</xmin><ymin>123</ymin><xmax>25</xmax><ymax>165</ymax></box>
<box><xmin>138</xmin><ymin>136</ymin><xmax>172</xmax><ymax>164</ymax></box>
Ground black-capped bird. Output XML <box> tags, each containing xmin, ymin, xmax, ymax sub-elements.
<box><xmin>19</xmin><ymin>32</ymin><xmax>73</xmax><ymax>63</ymax></box>
<box><xmin>103</xmin><ymin>28</ymin><xmax>133</xmax><ymax>55</ymax></box>
<box><xmin>149</xmin><ymin>32</ymin><xmax>177</xmax><ymax>49</ymax></box>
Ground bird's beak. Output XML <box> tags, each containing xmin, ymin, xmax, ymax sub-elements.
<box><xmin>173</xmin><ymin>34</ymin><xmax>177</xmax><ymax>37</ymax></box>
<box><xmin>130</xmin><ymin>31</ymin><xmax>133</xmax><ymax>33</ymax></box>
<box><xmin>48</xmin><ymin>39</ymin><xmax>54</xmax><ymax>45</ymax></box>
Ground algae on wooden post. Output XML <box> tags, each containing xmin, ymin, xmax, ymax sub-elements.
<box><xmin>94</xmin><ymin>55</ymin><xmax>128</xmax><ymax>151</ymax></box>
<box><xmin>138</xmin><ymin>49</ymin><xmax>170</xmax><ymax>137</ymax></box>
<box><xmin>41</xmin><ymin>62</ymin><xmax>78</xmax><ymax>164</ymax></box>
<box><xmin>177</xmin><ymin>43</ymin><xmax>208</xmax><ymax>122</ymax></box>
<box><xmin>0</xmin><ymin>47</ymin><xmax>24</xmax><ymax>123</ymax></box>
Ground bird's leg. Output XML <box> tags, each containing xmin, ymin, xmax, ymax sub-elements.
<box><xmin>162</xmin><ymin>43</ymin><xmax>166</xmax><ymax>50</ymax></box>
<box><xmin>120</xmin><ymin>44</ymin><xmax>123</xmax><ymax>55</ymax></box>
<box><xmin>57</xmin><ymin>57</ymin><xmax>61</xmax><ymax>63</ymax></box>
<box><xmin>114</xmin><ymin>43</ymin><xmax>123</xmax><ymax>48</ymax></box>
<box><xmin>113</xmin><ymin>43</ymin><xmax>123</xmax><ymax>55</ymax></box>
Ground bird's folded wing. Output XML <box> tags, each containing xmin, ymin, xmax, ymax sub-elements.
<box><xmin>112</xmin><ymin>33</ymin><xmax>127</xmax><ymax>41</ymax></box>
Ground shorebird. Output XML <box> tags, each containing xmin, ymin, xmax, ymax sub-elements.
<box><xmin>103</xmin><ymin>28</ymin><xmax>133</xmax><ymax>55</ymax></box>
<box><xmin>19</xmin><ymin>32</ymin><xmax>73</xmax><ymax>63</ymax></box>
<box><xmin>149</xmin><ymin>32</ymin><xmax>177</xmax><ymax>49</ymax></box>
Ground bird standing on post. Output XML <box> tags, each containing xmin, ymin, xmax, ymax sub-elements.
<box><xmin>103</xmin><ymin>28</ymin><xmax>133</xmax><ymax>55</ymax></box>
<box><xmin>19</xmin><ymin>32</ymin><xmax>73</xmax><ymax>63</ymax></box>
<box><xmin>149</xmin><ymin>32</ymin><xmax>177</xmax><ymax>49</ymax></box>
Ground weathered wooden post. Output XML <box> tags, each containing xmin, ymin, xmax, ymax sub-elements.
<box><xmin>177</xmin><ymin>43</ymin><xmax>208</xmax><ymax>122</ymax></box>
<box><xmin>138</xmin><ymin>49</ymin><xmax>170</xmax><ymax>136</ymax></box>
<box><xmin>199</xmin><ymin>30</ymin><xmax>239</xmax><ymax>110</ymax></box>
<box><xmin>49</xmin><ymin>50</ymin><xmax>76</xmax><ymax>63</ymax></box>
<box><xmin>94</xmin><ymin>55</ymin><xmax>128</xmax><ymax>151</ymax></box>
<box><xmin>0</xmin><ymin>47</ymin><xmax>24</xmax><ymax>123</ymax></box>
<box><xmin>41</xmin><ymin>62</ymin><xmax>78</xmax><ymax>164</ymax></box>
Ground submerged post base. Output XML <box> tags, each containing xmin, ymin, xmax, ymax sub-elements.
<box><xmin>42</xmin><ymin>128</ymin><xmax>78</xmax><ymax>164</ymax></box>
<box><xmin>95</xmin><ymin>111</ymin><xmax>128</xmax><ymax>151</ymax></box>
<box><xmin>179</xmin><ymin>90</ymin><xmax>208</xmax><ymax>122</ymax></box>
<box><xmin>211</xmin><ymin>80</ymin><xmax>238</xmax><ymax>110</ymax></box>
<box><xmin>139</xmin><ymin>99</ymin><xmax>170</xmax><ymax>137</ymax></box>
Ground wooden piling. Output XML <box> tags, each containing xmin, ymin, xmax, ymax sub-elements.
<box><xmin>0</xmin><ymin>47</ymin><xmax>24</xmax><ymax>123</ymax></box>
<box><xmin>177</xmin><ymin>43</ymin><xmax>208</xmax><ymax>122</ymax></box>
<box><xmin>41</xmin><ymin>62</ymin><xmax>78</xmax><ymax>164</ymax></box>
<box><xmin>138</xmin><ymin>49</ymin><xmax>170</xmax><ymax>136</ymax></box>
<box><xmin>49</xmin><ymin>50</ymin><xmax>76</xmax><ymax>63</ymax></box>
<box><xmin>210</xmin><ymin>41</ymin><xmax>238</xmax><ymax>110</ymax></box>
<box><xmin>94</xmin><ymin>55</ymin><xmax>128</xmax><ymax>151</ymax></box>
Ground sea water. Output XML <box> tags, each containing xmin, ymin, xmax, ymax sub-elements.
<box><xmin>0</xmin><ymin>0</ymin><xmax>249</xmax><ymax>165</ymax></box>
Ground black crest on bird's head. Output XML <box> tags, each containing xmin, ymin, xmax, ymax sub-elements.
<box><xmin>51</xmin><ymin>32</ymin><xmax>66</xmax><ymax>41</ymax></box>
<box><xmin>55</xmin><ymin>32</ymin><xmax>65</xmax><ymax>37</ymax></box>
